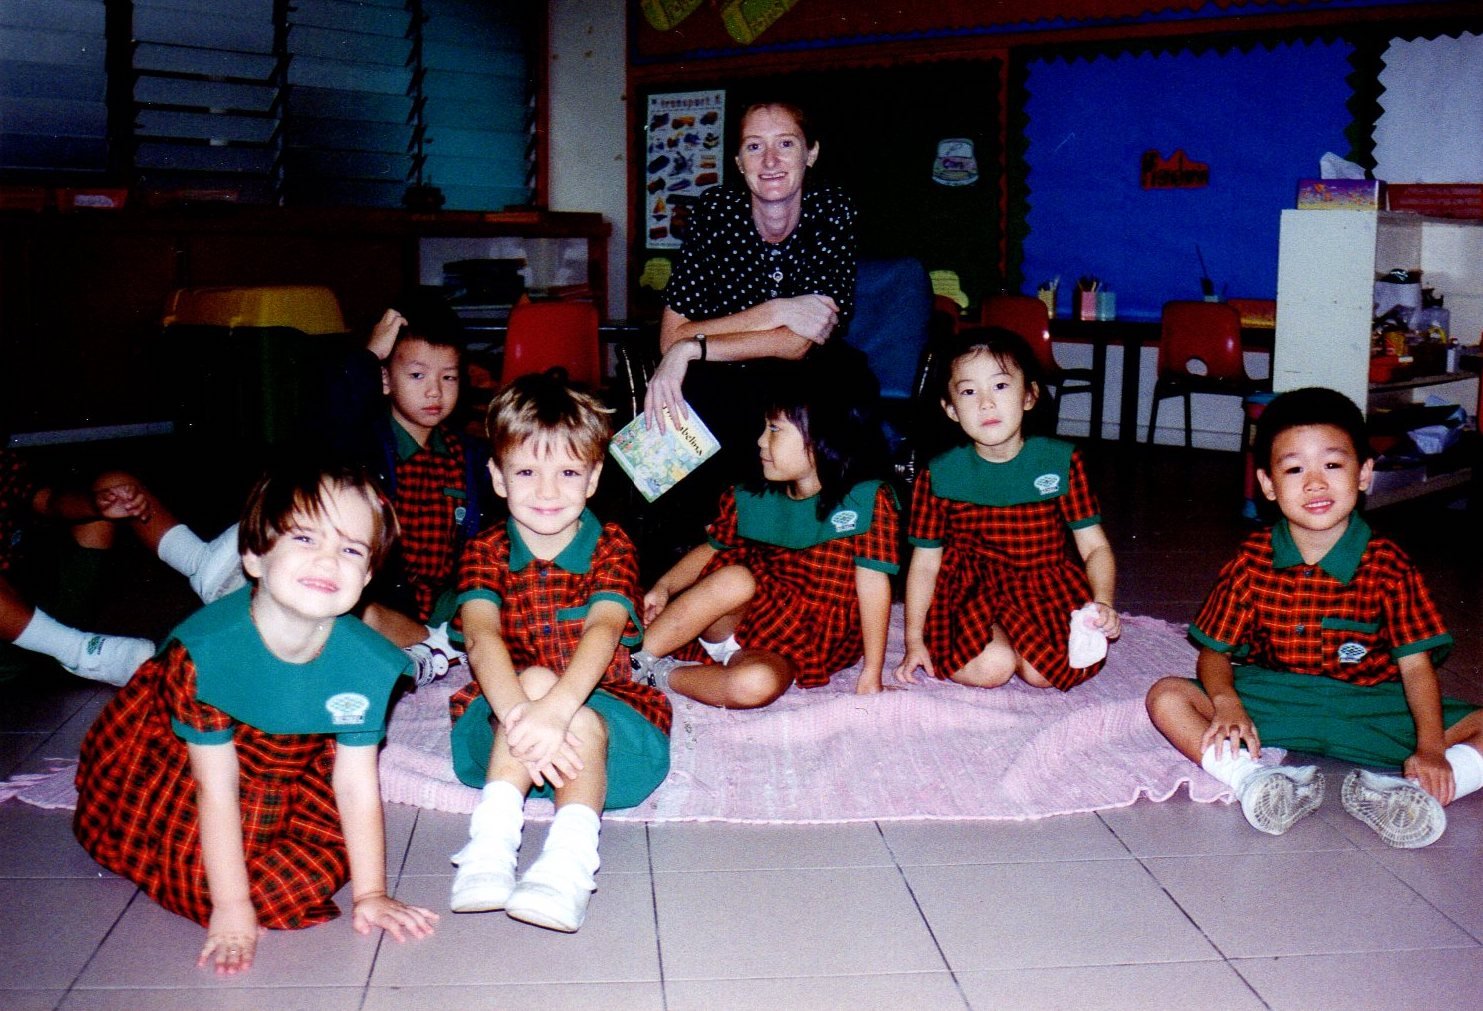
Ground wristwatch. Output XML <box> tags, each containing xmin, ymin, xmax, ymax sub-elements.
<box><xmin>693</xmin><ymin>332</ymin><xmax>707</xmax><ymax>361</ymax></box>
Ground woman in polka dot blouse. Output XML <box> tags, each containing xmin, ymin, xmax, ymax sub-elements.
<box><xmin>642</xmin><ymin>101</ymin><xmax>859</xmax><ymax>554</ymax></box>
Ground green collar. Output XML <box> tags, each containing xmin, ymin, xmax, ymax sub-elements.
<box><xmin>1270</xmin><ymin>512</ymin><xmax>1370</xmax><ymax>584</ymax></box>
<box><xmin>507</xmin><ymin>509</ymin><xmax>600</xmax><ymax>572</ymax></box>
<box><xmin>391</xmin><ymin>415</ymin><xmax>450</xmax><ymax>461</ymax></box>
<box><xmin>734</xmin><ymin>481</ymin><xmax>883</xmax><ymax>549</ymax></box>
<box><xmin>928</xmin><ymin>438</ymin><xmax>1075</xmax><ymax>507</ymax></box>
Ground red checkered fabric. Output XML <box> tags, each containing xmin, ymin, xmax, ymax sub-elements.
<box><xmin>1192</xmin><ymin>527</ymin><xmax>1450</xmax><ymax>686</ymax></box>
<box><xmin>0</xmin><ymin>448</ymin><xmax>38</xmax><ymax>574</ymax></box>
<box><xmin>678</xmin><ymin>484</ymin><xmax>900</xmax><ymax>688</ymax></box>
<box><xmin>449</xmin><ymin>521</ymin><xmax>671</xmax><ymax>735</ymax></box>
<box><xmin>74</xmin><ymin>643</ymin><xmax>352</xmax><ymax>929</ymax></box>
<box><xmin>392</xmin><ymin>425</ymin><xmax>468</xmax><ymax>621</ymax></box>
<box><xmin>908</xmin><ymin>449</ymin><xmax>1101</xmax><ymax>690</ymax></box>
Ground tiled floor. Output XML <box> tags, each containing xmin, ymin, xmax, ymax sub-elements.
<box><xmin>3</xmin><ymin>443</ymin><xmax>1481</xmax><ymax>1010</ymax></box>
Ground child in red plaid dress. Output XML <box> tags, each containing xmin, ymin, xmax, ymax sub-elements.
<box><xmin>74</xmin><ymin>461</ymin><xmax>438</xmax><ymax>974</ymax></box>
<box><xmin>893</xmin><ymin>327</ymin><xmax>1121</xmax><ymax>692</ymax></box>
<box><xmin>446</xmin><ymin>372</ymin><xmax>671</xmax><ymax>932</ymax></box>
<box><xmin>1147</xmin><ymin>388</ymin><xmax>1483</xmax><ymax>846</ymax></box>
<box><xmin>637</xmin><ymin>359</ymin><xmax>899</xmax><ymax>707</ymax></box>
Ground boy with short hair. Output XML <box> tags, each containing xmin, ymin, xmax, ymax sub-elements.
<box><xmin>446</xmin><ymin>371</ymin><xmax>671</xmax><ymax>932</ymax></box>
<box><xmin>1147</xmin><ymin>386</ymin><xmax>1483</xmax><ymax>847</ymax></box>
<box><xmin>95</xmin><ymin>296</ymin><xmax>492</xmax><ymax>684</ymax></box>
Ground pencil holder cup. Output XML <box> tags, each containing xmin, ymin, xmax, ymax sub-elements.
<box><xmin>1077</xmin><ymin>290</ymin><xmax>1098</xmax><ymax>321</ymax></box>
<box><xmin>1038</xmin><ymin>289</ymin><xmax>1056</xmax><ymax>318</ymax></box>
<box><xmin>1096</xmin><ymin>291</ymin><xmax>1116</xmax><ymax>320</ymax></box>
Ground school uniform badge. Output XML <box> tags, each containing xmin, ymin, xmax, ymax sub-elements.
<box><xmin>326</xmin><ymin>692</ymin><xmax>371</xmax><ymax>725</ymax></box>
<box><xmin>830</xmin><ymin>509</ymin><xmax>859</xmax><ymax>534</ymax></box>
<box><xmin>1034</xmin><ymin>473</ymin><xmax>1061</xmax><ymax>496</ymax></box>
<box><xmin>1337</xmin><ymin>641</ymin><xmax>1368</xmax><ymax>665</ymax></box>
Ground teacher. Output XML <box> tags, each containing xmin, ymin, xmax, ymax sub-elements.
<box><xmin>642</xmin><ymin>99</ymin><xmax>858</xmax><ymax>466</ymax></box>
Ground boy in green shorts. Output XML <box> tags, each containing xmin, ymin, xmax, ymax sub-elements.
<box><xmin>1147</xmin><ymin>387</ymin><xmax>1483</xmax><ymax>847</ymax></box>
<box><xmin>446</xmin><ymin>371</ymin><xmax>671</xmax><ymax>931</ymax></box>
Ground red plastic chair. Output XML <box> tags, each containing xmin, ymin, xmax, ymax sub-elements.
<box><xmin>1147</xmin><ymin>300</ymin><xmax>1270</xmax><ymax>447</ymax></box>
<box><xmin>980</xmin><ymin>294</ymin><xmax>1095</xmax><ymax>429</ymax></box>
<box><xmin>500</xmin><ymin>300</ymin><xmax>602</xmax><ymax>388</ymax></box>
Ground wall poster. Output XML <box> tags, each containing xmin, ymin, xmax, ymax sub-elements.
<box><xmin>644</xmin><ymin>90</ymin><xmax>725</xmax><ymax>249</ymax></box>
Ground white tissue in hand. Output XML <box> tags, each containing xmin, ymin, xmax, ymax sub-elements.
<box><xmin>1067</xmin><ymin>604</ymin><xmax>1108</xmax><ymax>669</ymax></box>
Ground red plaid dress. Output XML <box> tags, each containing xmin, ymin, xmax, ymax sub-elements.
<box><xmin>449</xmin><ymin>513</ymin><xmax>671</xmax><ymax>735</ymax></box>
<box><xmin>0</xmin><ymin>447</ymin><xmax>37</xmax><ymax>574</ymax></box>
<box><xmin>679</xmin><ymin>482</ymin><xmax>900</xmax><ymax>688</ymax></box>
<box><xmin>392</xmin><ymin>423</ymin><xmax>469</xmax><ymax>622</ymax></box>
<box><xmin>909</xmin><ymin>439</ymin><xmax>1102</xmax><ymax>691</ymax></box>
<box><xmin>73</xmin><ymin>596</ymin><xmax>406</xmax><ymax>930</ymax></box>
<box><xmin>1190</xmin><ymin>514</ymin><xmax>1452</xmax><ymax>686</ymax></box>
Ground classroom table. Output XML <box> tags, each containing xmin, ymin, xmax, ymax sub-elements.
<box><xmin>1050</xmin><ymin>318</ymin><xmax>1274</xmax><ymax>444</ymax></box>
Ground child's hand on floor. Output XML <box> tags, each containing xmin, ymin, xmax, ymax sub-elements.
<box><xmin>891</xmin><ymin>644</ymin><xmax>932</xmax><ymax>686</ymax></box>
<box><xmin>1405</xmin><ymin>748</ymin><xmax>1456</xmax><ymax>806</ymax></box>
<box><xmin>198</xmin><ymin>902</ymin><xmax>263</xmax><ymax>974</ymax></box>
<box><xmin>352</xmin><ymin>892</ymin><xmax>439</xmax><ymax>941</ymax></box>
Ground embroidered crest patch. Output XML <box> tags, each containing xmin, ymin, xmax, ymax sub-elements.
<box><xmin>1337</xmin><ymin>641</ymin><xmax>1368</xmax><ymax>665</ymax></box>
<box><xmin>830</xmin><ymin>509</ymin><xmax>859</xmax><ymax>533</ymax></box>
<box><xmin>326</xmin><ymin>692</ymin><xmax>371</xmax><ymax>725</ymax></box>
<box><xmin>1033</xmin><ymin>473</ymin><xmax>1061</xmax><ymax>496</ymax></box>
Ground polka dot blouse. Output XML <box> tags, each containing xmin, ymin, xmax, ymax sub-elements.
<box><xmin>665</xmin><ymin>184</ymin><xmax>857</xmax><ymax>327</ymax></box>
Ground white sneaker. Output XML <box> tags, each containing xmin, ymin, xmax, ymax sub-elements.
<box><xmin>1341</xmin><ymin>769</ymin><xmax>1447</xmax><ymax>849</ymax></box>
<box><xmin>630</xmin><ymin>650</ymin><xmax>682</xmax><ymax>691</ymax></box>
<box><xmin>65</xmin><ymin>634</ymin><xmax>155</xmax><ymax>687</ymax></box>
<box><xmin>449</xmin><ymin>838</ymin><xmax>517</xmax><ymax>913</ymax></box>
<box><xmin>406</xmin><ymin>643</ymin><xmax>451</xmax><ymax>687</ymax></box>
<box><xmin>505</xmin><ymin>856</ymin><xmax>596</xmax><ymax>933</ymax></box>
<box><xmin>1237</xmin><ymin>764</ymin><xmax>1325</xmax><ymax>835</ymax></box>
<box><xmin>191</xmin><ymin>524</ymin><xmax>247</xmax><ymax>603</ymax></box>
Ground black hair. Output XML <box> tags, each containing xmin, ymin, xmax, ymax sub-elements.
<box><xmin>390</xmin><ymin>286</ymin><xmax>467</xmax><ymax>355</ymax></box>
<box><xmin>932</xmin><ymin>326</ymin><xmax>1045</xmax><ymax>406</ymax></box>
<box><xmin>751</xmin><ymin>348</ymin><xmax>889</xmax><ymax>518</ymax></box>
<box><xmin>1253</xmin><ymin>387</ymin><xmax>1371</xmax><ymax>472</ymax></box>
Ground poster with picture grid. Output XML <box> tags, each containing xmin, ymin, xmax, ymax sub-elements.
<box><xmin>644</xmin><ymin>90</ymin><xmax>725</xmax><ymax>249</ymax></box>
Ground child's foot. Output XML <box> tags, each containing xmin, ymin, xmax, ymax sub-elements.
<box><xmin>1341</xmin><ymin>769</ymin><xmax>1447</xmax><ymax>848</ymax></box>
<box><xmin>406</xmin><ymin>643</ymin><xmax>451</xmax><ymax>687</ymax></box>
<box><xmin>630</xmin><ymin>650</ymin><xmax>681</xmax><ymax>691</ymax></box>
<box><xmin>64</xmin><ymin>634</ymin><xmax>156</xmax><ymax>687</ymax></box>
<box><xmin>505</xmin><ymin>855</ymin><xmax>596</xmax><ymax>933</ymax></box>
<box><xmin>449</xmin><ymin>839</ymin><xmax>517</xmax><ymax>913</ymax></box>
<box><xmin>1237</xmin><ymin>764</ymin><xmax>1325</xmax><ymax>835</ymax></box>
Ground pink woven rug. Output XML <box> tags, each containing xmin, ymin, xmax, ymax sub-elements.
<box><xmin>378</xmin><ymin>609</ymin><xmax>1246</xmax><ymax>823</ymax></box>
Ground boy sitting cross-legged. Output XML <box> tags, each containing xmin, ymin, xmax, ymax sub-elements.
<box><xmin>1146</xmin><ymin>387</ymin><xmax>1483</xmax><ymax>847</ymax></box>
<box><xmin>446</xmin><ymin>370</ymin><xmax>671</xmax><ymax>931</ymax></box>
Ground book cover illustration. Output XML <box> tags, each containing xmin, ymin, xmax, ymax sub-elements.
<box><xmin>609</xmin><ymin>405</ymin><xmax>720</xmax><ymax>502</ymax></box>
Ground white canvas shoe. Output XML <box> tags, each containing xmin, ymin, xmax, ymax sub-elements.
<box><xmin>505</xmin><ymin>855</ymin><xmax>596</xmax><ymax>933</ymax></box>
<box><xmin>1237</xmin><ymin>764</ymin><xmax>1325</xmax><ymax>835</ymax></box>
<box><xmin>65</xmin><ymin>634</ymin><xmax>156</xmax><ymax>687</ymax></box>
<box><xmin>1341</xmin><ymin>768</ymin><xmax>1447</xmax><ymax>849</ymax></box>
<box><xmin>449</xmin><ymin>837</ymin><xmax>518</xmax><ymax>913</ymax></box>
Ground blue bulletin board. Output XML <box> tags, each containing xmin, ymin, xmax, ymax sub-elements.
<box><xmin>1021</xmin><ymin>39</ymin><xmax>1355</xmax><ymax>321</ymax></box>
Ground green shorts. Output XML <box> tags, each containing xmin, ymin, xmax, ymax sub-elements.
<box><xmin>449</xmin><ymin>688</ymin><xmax>671</xmax><ymax>810</ymax></box>
<box><xmin>1206</xmin><ymin>665</ymin><xmax>1479</xmax><ymax>769</ymax></box>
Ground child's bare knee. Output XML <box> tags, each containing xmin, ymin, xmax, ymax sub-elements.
<box><xmin>72</xmin><ymin>518</ymin><xmax>115</xmax><ymax>550</ymax></box>
<box><xmin>723</xmin><ymin>659</ymin><xmax>789</xmax><ymax>709</ymax></box>
<box><xmin>519</xmin><ymin>666</ymin><xmax>560</xmax><ymax>697</ymax></box>
<box><xmin>570</xmin><ymin>706</ymin><xmax>609</xmax><ymax>749</ymax></box>
<box><xmin>710</xmin><ymin>564</ymin><xmax>757</xmax><ymax>608</ymax></box>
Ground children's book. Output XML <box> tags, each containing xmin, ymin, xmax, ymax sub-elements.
<box><xmin>609</xmin><ymin>405</ymin><xmax>720</xmax><ymax>502</ymax></box>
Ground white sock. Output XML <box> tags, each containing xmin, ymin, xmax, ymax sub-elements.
<box><xmin>539</xmin><ymin>803</ymin><xmax>601</xmax><ymax>879</ymax></box>
<box><xmin>13</xmin><ymin>608</ymin><xmax>87</xmax><ymax>667</ymax></box>
<box><xmin>156</xmin><ymin>523</ymin><xmax>208</xmax><ymax>578</ymax></box>
<box><xmin>700</xmin><ymin>634</ymin><xmax>741</xmax><ymax>665</ymax></box>
<box><xmin>1446</xmin><ymin>744</ymin><xmax>1483</xmax><ymax>799</ymax></box>
<box><xmin>473</xmin><ymin>780</ymin><xmax>526</xmax><ymax>836</ymax></box>
<box><xmin>1201</xmin><ymin>744</ymin><xmax>1263</xmax><ymax>793</ymax></box>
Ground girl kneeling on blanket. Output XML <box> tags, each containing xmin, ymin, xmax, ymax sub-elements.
<box><xmin>893</xmin><ymin>327</ymin><xmax>1120</xmax><ymax>692</ymax></box>
<box><xmin>74</xmin><ymin>460</ymin><xmax>438</xmax><ymax>974</ymax></box>
<box><xmin>634</xmin><ymin>353</ymin><xmax>900</xmax><ymax>706</ymax></box>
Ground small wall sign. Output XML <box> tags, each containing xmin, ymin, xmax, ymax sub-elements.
<box><xmin>1140</xmin><ymin>149</ymin><xmax>1209</xmax><ymax>189</ymax></box>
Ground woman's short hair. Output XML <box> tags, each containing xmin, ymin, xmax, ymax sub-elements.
<box><xmin>487</xmin><ymin>368</ymin><xmax>613</xmax><ymax>468</ymax></box>
<box><xmin>237</xmin><ymin>458</ymin><xmax>398</xmax><ymax>572</ymax></box>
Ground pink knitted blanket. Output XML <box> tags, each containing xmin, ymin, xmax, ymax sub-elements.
<box><xmin>377</xmin><ymin>610</ymin><xmax>1242</xmax><ymax>822</ymax></box>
